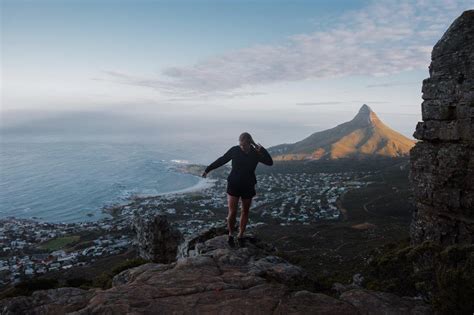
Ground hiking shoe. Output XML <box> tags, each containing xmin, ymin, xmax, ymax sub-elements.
<box><xmin>227</xmin><ymin>235</ymin><xmax>235</xmax><ymax>248</ymax></box>
<box><xmin>237</xmin><ymin>237</ymin><xmax>245</xmax><ymax>247</ymax></box>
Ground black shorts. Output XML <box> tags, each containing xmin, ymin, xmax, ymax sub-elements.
<box><xmin>226</xmin><ymin>179</ymin><xmax>256</xmax><ymax>199</ymax></box>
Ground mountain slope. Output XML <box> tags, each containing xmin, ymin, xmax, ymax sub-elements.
<box><xmin>268</xmin><ymin>105</ymin><xmax>415</xmax><ymax>161</ymax></box>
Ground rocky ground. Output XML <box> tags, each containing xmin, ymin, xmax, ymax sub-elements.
<box><xmin>0</xmin><ymin>226</ymin><xmax>432</xmax><ymax>314</ymax></box>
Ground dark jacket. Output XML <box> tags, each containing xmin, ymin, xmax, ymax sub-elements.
<box><xmin>205</xmin><ymin>145</ymin><xmax>273</xmax><ymax>185</ymax></box>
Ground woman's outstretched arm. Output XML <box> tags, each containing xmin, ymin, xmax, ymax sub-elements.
<box><xmin>204</xmin><ymin>147</ymin><xmax>234</xmax><ymax>173</ymax></box>
<box><xmin>256</xmin><ymin>145</ymin><xmax>273</xmax><ymax>166</ymax></box>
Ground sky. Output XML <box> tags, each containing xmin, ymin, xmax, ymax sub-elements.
<box><xmin>1</xmin><ymin>0</ymin><xmax>473</xmax><ymax>150</ymax></box>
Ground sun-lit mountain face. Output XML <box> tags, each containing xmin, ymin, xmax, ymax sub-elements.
<box><xmin>268</xmin><ymin>104</ymin><xmax>416</xmax><ymax>161</ymax></box>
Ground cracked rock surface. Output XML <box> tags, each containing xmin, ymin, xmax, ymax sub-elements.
<box><xmin>0</xmin><ymin>234</ymin><xmax>432</xmax><ymax>314</ymax></box>
<box><xmin>410</xmin><ymin>10</ymin><xmax>474</xmax><ymax>246</ymax></box>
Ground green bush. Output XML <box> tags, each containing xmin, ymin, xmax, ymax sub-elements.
<box><xmin>92</xmin><ymin>257</ymin><xmax>149</xmax><ymax>290</ymax></box>
<box><xmin>65</xmin><ymin>277</ymin><xmax>93</xmax><ymax>289</ymax></box>
<box><xmin>92</xmin><ymin>272</ymin><xmax>113</xmax><ymax>289</ymax></box>
<box><xmin>363</xmin><ymin>241</ymin><xmax>474</xmax><ymax>313</ymax></box>
<box><xmin>364</xmin><ymin>239</ymin><xmax>420</xmax><ymax>295</ymax></box>
<box><xmin>433</xmin><ymin>245</ymin><xmax>474</xmax><ymax>314</ymax></box>
<box><xmin>0</xmin><ymin>278</ymin><xmax>59</xmax><ymax>299</ymax></box>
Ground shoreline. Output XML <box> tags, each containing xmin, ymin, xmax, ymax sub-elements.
<box><xmin>156</xmin><ymin>160</ymin><xmax>215</xmax><ymax>196</ymax></box>
<box><xmin>0</xmin><ymin>161</ymin><xmax>213</xmax><ymax>224</ymax></box>
<box><xmin>151</xmin><ymin>176</ymin><xmax>217</xmax><ymax>196</ymax></box>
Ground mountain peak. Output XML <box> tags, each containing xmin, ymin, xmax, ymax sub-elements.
<box><xmin>268</xmin><ymin>103</ymin><xmax>415</xmax><ymax>161</ymax></box>
<box><xmin>352</xmin><ymin>104</ymin><xmax>379</xmax><ymax>126</ymax></box>
<box><xmin>358</xmin><ymin>104</ymin><xmax>373</xmax><ymax>114</ymax></box>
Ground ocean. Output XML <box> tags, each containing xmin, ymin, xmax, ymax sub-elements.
<box><xmin>0</xmin><ymin>138</ymin><xmax>208</xmax><ymax>223</ymax></box>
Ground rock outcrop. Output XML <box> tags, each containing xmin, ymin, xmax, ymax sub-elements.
<box><xmin>132</xmin><ymin>214</ymin><xmax>183</xmax><ymax>263</ymax></box>
<box><xmin>410</xmin><ymin>10</ymin><xmax>474</xmax><ymax>246</ymax></box>
<box><xmin>0</xmin><ymin>230</ymin><xmax>431</xmax><ymax>314</ymax></box>
<box><xmin>177</xmin><ymin>223</ymin><xmax>229</xmax><ymax>259</ymax></box>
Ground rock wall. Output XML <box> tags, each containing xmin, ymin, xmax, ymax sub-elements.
<box><xmin>410</xmin><ymin>10</ymin><xmax>474</xmax><ymax>245</ymax></box>
<box><xmin>132</xmin><ymin>214</ymin><xmax>183</xmax><ymax>263</ymax></box>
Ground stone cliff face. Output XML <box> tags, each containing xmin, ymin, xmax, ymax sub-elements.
<box><xmin>410</xmin><ymin>10</ymin><xmax>474</xmax><ymax>246</ymax></box>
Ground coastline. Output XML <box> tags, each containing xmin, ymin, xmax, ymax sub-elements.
<box><xmin>159</xmin><ymin>160</ymin><xmax>216</xmax><ymax>196</ymax></box>
<box><xmin>0</xmin><ymin>160</ymin><xmax>213</xmax><ymax>224</ymax></box>
<box><xmin>156</xmin><ymin>160</ymin><xmax>222</xmax><ymax>196</ymax></box>
<box><xmin>146</xmin><ymin>176</ymin><xmax>217</xmax><ymax>197</ymax></box>
<box><xmin>101</xmin><ymin>161</ymin><xmax>214</xmax><ymax>217</ymax></box>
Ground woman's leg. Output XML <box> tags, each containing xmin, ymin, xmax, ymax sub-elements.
<box><xmin>227</xmin><ymin>193</ymin><xmax>239</xmax><ymax>236</ymax></box>
<box><xmin>238</xmin><ymin>197</ymin><xmax>252</xmax><ymax>238</ymax></box>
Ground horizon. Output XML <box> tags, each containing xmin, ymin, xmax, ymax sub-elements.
<box><xmin>2</xmin><ymin>0</ymin><xmax>473</xmax><ymax>150</ymax></box>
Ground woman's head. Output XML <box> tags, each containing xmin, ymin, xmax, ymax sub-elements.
<box><xmin>239</xmin><ymin>132</ymin><xmax>254</xmax><ymax>149</ymax></box>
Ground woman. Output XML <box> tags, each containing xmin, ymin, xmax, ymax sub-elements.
<box><xmin>202</xmin><ymin>132</ymin><xmax>273</xmax><ymax>247</ymax></box>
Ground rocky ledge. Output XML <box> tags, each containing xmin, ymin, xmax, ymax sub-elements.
<box><xmin>1</xmin><ymin>230</ymin><xmax>431</xmax><ymax>314</ymax></box>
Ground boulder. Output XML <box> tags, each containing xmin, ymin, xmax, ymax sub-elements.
<box><xmin>132</xmin><ymin>214</ymin><xmax>183</xmax><ymax>263</ymax></box>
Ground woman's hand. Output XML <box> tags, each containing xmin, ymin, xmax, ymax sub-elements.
<box><xmin>250</xmin><ymin>139</ymin><xmax>260</xmax><ymax>149</ymax></box>
<box><xmin>202</xmin><ymin>171</ymin><xmax>208</xmax><ymax>178</ymax></box>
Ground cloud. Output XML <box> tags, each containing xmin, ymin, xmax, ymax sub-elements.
<box><xmin>97</xmin><ymin>70</ymin><xmax>266</xmax><ymax>100</ymax></box>
<box><xmin>295</xmin><ymin>101</ymin><xmax>344</xmax><ymax>106</ymax></box>
<box><xmin>96</xmin><ymin>71</ymin><xmax>169</xmax><ymax>92</ymax></box>
<box><xmin>103</xmin><ymin>0</ymin><xmax>472</xmax><ymax>97</ymax></box>
<box><xmin>295</xmin><ymin>100</ymin><xmax>391</xmax><ymax>106</ymax></box>
<box><xmin>351</xmin><ymin>100</ymin><xmax>391</xmax><ymax>104</ymax></box>
<box><xmin>365</xmin><ymin>81</ymin><xmax>419</xmax><ymax>88</ymax></box>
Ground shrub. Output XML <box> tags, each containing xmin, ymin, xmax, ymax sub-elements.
<box><xmin>65</xmin><ymin>277</ymin><xmax>93</xmax><ymax>289</ymax></box>
<box><xmin>92</xmin><ymin>257</ymin><xmax>149</xmax><ymax>290</ymax></box>
<box><xmin>0</xmin><ymin>278</ymin><xmax>59</xmax><ymax>299</ymax></box>
<box><xmin>363</xmin><ymin>241</ymin><xmax>474</xmax><ymax>313</ymax></box>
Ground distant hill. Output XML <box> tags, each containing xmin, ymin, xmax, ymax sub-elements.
<box><xmin>268</xmin><ymin>104</ymin><xmax>415</xmax><ymax>161</ymax></box>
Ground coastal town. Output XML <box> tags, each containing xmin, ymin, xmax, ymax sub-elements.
<box><xmin>0</xmin><ymin>163</ymin><xmax>372</xmax><ymax>287</ymax></box>
<box><xmin>0</xmin><ymin>217</ymin><xmax>131</xmax><ymax>287</ymax></box>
